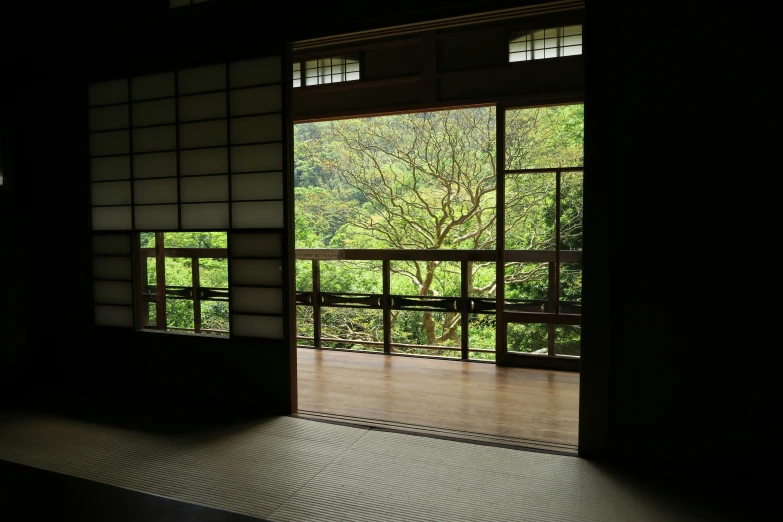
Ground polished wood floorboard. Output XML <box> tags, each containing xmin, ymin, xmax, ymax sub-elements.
<box><xmin>296</xmin><ymin>348</ymin><xmax>579</xmax><ymax>448</ymax></box>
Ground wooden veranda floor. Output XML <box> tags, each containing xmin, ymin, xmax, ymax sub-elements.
<box><xmin>296</xmin><ymin>347</ymin><xmax>579</xmax><ymax>453</ymax></box>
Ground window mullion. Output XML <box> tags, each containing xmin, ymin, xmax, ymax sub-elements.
<box><xmin>192</xmin><ymin>255</ymin><xmax>201</xmax><ymax>333</ymax></box>
<box><xmin>155</xmin><ymin>231</ymin><xmax>166</xmax><ymax>329</ymax></box>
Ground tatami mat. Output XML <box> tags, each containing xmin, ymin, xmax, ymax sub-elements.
<box><xmin>0</xmin><ymin>411</ymin><xmax>736</xmax><ymax>521</ymax></box>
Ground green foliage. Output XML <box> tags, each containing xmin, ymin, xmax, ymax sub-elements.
<box><xmin>294</xmin><ymin>105</ymin><xmax>584</xmax><ymax>355</ymax></box>
<box><xmin>144</xmin><ymin>232</ymin><xmax>228</xmax><ymax>335</ymax></box>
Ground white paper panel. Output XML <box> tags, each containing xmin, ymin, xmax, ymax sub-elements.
<box><xmin>231</xmin><ymin>201</ymin><xmax>284</xmax><ymax>228</ymax></box>
<box><xmin>229</xmin><ymin>86</ymin><xmax>281</xmax><ymax>116</ymax></box>
<box><xmin>134</xmin><ymin>178</ymin><xmax>178</xmax><ymax>204</ymax></box>
<box><xmin>95</xmin><ymin>305</ymin><xmax>134</xmax><ymax>328</ymax></box>
<box><xmin>230</xmin><ymin>114</ymin><xmax>282</xmax><ymax>144</ymax></box>
<box><xmin>229</xmin><ymin>56</ymin><xmax>281</xmax><ymax>87</ymax></box>
<box><xmin>133</xmin><ymin>152</ymin><xmax>177</xmax><ymax>179</ymax></box>
<box><xmin>92</xmin><ymin>234</ymin><xmax>131</xmax><ymax>255</ymax></box>
<box><xmin>179</xmin><ymin>120</ymin><xmax>227</xmax><ymax>148</ymax></box>
<box><xmin>134</xmin><ymin>205</ymin><xmax>179</xmax><ymax>229</ymax></box>
<box><xmin>93</xmin><ymin>256</ymin><xmax>133</xmax><ymax>280</ymax></box>
<box><xmin>230</xmin><ymin>233</ymin><xmax>281</xmax><ymax>257</ymax></box>
<box><xmin>91</xmin><ymin>156</ymin><xmax>131</xmax><ymax>181</ymax></box>
<box><xmin>89</xmin><ymin>80</ymin><xmax>128</xmax><ymax>106</ymax></box>
<box><xmin>178</xmin><ymin>92</ymin><xmax>227</xmax><ymax>122</ymax></box>
<box><xmin>231</xmin><ymin>143</ymin><xmax>283</xmax><ymax>172</ymax></box>
<box><xmin>91</xmin><ymin>130</ymin><xmax>130</xmax><ymax>156</ymax></box>
<box><xmin>231</xmin><ymin>314</ymin><xmax>283</xmax><ymax>339</ymax></box>
<box><xmin>180</xmin><ymin>148</ymin><xmax>227</xmax><ymax>176</ymax></box>
<box><xmin>90</xmin><ymin>105</ymin><xmax>129</xmax><ymax>131</ymax></box>
<box><xmin>91</xmin><ymin>181</ymin><xmax>132</xmax><ymax>206</ymax></box>
<box><xmin>131</xmin><ymin>99</ymin><xmax>176</xmax><ymax>126</ymax></box>
<box><xmin>92</xmin><ymin>206</ymin><xmax>133</xmax><ymax>230</ymax></box>
<box><xmin>232</xmin><ymin>288</ymin><xmax>282</xmax><ymax>314</ymax></box>
<box><xmin>94</xmin><ymin>281</ymin><xmax>133</xmax><ymax>305</ymax></box>
<box><xmin>180</xmin><ymin>175</ymin><xmax>228</xmax><ymax>202</ymax></box>
<box><xmin>231</xmin><ymin>172</ymin><xmax>283</xmax><ymax>201</ymax></box>
<box><xmin>181</xmin><ymin>203</ymin><xmax>229</xmax><ymax>229</ymax></box>
<box><xmin>131</xmin><ymin>72</ymin><xmax>175</xmax><ymax>100</ymax></box>
<box><xmin>133</xmin><ymin>125</ymin><xmax>177</xmax><ymax>152</ymax></box>
<box><xmin>178</xmin><ymin>64</ymin><xmax>226</xmax><ymax>94</ymax></box>
<box><xmin>231</xmin><ymin>259</ymin><xmax>282</xmax><ymax>286</ymax></box>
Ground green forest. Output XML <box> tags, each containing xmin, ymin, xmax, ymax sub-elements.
<box><xmin>147</xmin><ymin>104</ymin><xmax>583</xmax><ymax>358</ymax></box>
<box><xmin>294</xmin><ymin>104</ymin><xmax>584</xmax><ymax>359</ymax></box>
<box><xmin>141</xmin><ymin>231</ymin><xmax>230</xmax><ymax>334</ymax></box>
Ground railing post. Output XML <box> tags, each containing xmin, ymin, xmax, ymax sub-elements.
<box><xmin>551</xmin><ymin>168</ymin><xmax>562</xmax><ymax>357</ymax></box>
<box><xmin>383</xmin><ymin>259</ymin><xmax>391</xmax><ymax>354</ymax></box>
<box><xmin>155</xmin><ymin>231</ymin><xmax>166</xmax><ymax>330</ymax></box>
<box><xmin>461</xmin><ymin>260</ymin><xmax>470</xmax><ymax>360</ymax></box>
<box><xmin>548</xmin><ymin>261</ymin><xmax>556</xmax><ymax>356</ymax></box>
<box><xmin>313</xmin><ymin>259</ymin><xmax>321</xmax><ymax>349</ymax></box>
<box><xmin>192</xmin><ymin>255</ymin><xmax>201</xmax><ymax>333</ymax></box>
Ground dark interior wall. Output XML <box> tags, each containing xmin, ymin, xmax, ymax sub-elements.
<box><xmin>582</xmin><ymin>3</ymin><xmax>765</xmax><ymax>475</ymax></box>
<box><xmin>0</xmin><ymin>0</ymin><xmax>768</xmax><ymax>474</ymax></box>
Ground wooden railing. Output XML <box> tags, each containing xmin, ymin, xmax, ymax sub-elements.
<box><xmin>295</xmin><ymin>248</ymin><xmax>581</xmax><ymax>360</ymax></box>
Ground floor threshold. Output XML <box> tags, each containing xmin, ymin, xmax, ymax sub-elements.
<box><xmin>293</xmin><ymin>410</ymin><xmax>579</xmax><ymax>456</ymax></box>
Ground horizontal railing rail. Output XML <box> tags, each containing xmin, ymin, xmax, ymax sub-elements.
<box><xmin>295</xmin><ymin>248</ymin><xmax>581</xmax><ymax>361</ymax></box>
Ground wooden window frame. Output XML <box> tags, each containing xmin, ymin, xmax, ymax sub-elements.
<box><xmin>135</xmin><ymin>231</ymin><xmax>230</xmax><ymax>336</ymax></box>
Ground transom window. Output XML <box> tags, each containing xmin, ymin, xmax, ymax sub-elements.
<box><xmin>293</xmin><ymin>55</ymin><xmax>360</xmax><ymax>88</ymax></box>
<box><xmin>509</xmin><ymin>25</ymin><xmax>582</xmax><ymax>62</ymax></box>
<box><xmin>137</xmin><ymin>231</ymin><xmax>229</xmax><ymax>336</ymax></box>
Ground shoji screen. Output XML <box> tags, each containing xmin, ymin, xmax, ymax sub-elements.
<box><xmin>88</xmin><ymin>56</ymin><xmax>287</xmax><ymax>338</ymax></box>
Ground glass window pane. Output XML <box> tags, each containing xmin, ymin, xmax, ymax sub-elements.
<box><xmin>506</xmin><ymin>322</ymin><xmax>549</xmax><ymax>354</ymax></box>
<box><xmin>560</xmin><ymin>263</ymin><xmax>582</xmax><ymax>315</ymax></box>
<box><xmin>139</xmin><ymin>232</ymin><xmax>156</xmax><ymax>248</ymax></box>
<box><xmin>505</xmin><ymin>104</ymin><xmax>584</xmax><ymax>169</ymax></box>
<box><xmin>146</xmin><ymin>257</ymin><xmax>157</xmax><ymax>286</ymax></box>
<box><xmin>555</xmin><ymin>324</ymin><xmax>580</xmax><ymax>356</ymax></box>
<box><xmin>165</xmin><ymin>257</ymin><xmax>192</xmax><ymax>287</ymax></box>
<box><xmin>504</xmin><ymin>173</ymin><xmax>557</xmax><ymax>250</ymax></box>
<box><xmin>199</xmin><ymin>258</ymin><xmax>228</xmax><ymax>288</ymax></box>
<box><xmin>143</xmin><ymin>302</ymin><xmax>157</xmax><ymax>328</ymax></box>
<box><xmin>503</xmin><ymin>262</ymin><xmax>550</xmax><ymax>312</ymax></box>
<box><xmin>201</xmin><ymin>301</ymin><xmax>229</xmax><ymax>334</ymax></box>
<box><xmin>166</xmin><ymin>298</ymin><xmax>194</xmax><ymax>332</ymax></box>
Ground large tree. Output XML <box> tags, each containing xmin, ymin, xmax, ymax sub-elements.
<box><xmin>295</xmin><ymin>105</ymin><xmax>583</xmax><ymax>351</ymax></box>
